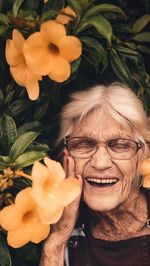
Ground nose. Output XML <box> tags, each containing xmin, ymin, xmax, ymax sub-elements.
<box><xmin>90</xmin><ymin>146</ymin><xmax>113</xmax><ymax>169</ymax></box>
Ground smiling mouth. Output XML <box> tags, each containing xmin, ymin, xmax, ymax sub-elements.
<box><xmin>86</xmin><ymin>177</ymin><xmax>119</xmax><ymax>187</ymax></box>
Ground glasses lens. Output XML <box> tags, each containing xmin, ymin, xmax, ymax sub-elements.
<box><xmin>66</xmin><ymin>137</ymin><xmax>96</xmax><ymax>158</ymax></box>
<box><xmin>108</xmin><ymin>139</ymin><xmax>138</xmax><ymax>159</ymax></box>
<box><xmin>65</xmin><ymin>137</ymin><xmax>142</xmax><ymax>160</ymax></box>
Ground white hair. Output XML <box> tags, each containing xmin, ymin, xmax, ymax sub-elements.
<box><xmin>57</xmin><ymin>83</ymin><xmax>150</xmax><ymax>148</ymax></box>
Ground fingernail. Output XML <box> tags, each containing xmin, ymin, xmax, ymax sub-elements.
<box><xmin>67</xmin><ymin>156</ymin><xmax>71</xmax><ymax>163</ymax></box>
<box><xmin>76</xmin><ymin>174</ymin><xmax>82</xmax><ymax>179</ymax></box>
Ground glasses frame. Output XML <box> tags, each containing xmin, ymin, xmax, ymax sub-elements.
<box><xmin>64</xmin><ymin>136</ymin><xmax>144</xmax><ymax>160</ymax></box>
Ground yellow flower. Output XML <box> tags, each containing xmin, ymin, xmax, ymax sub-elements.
<box><xmin>5</xmin><ymin>29</ymin><xmax>42</xmax><ymax>100</ymax></box>
<box><xmin>56</xmin><ymin>6</ymin><xmax>76</xmax><ymax>25</ymax></box>
<box><xmin>31</xmin><ymin>157</ymin><xmax>81</xmax><ymax>224</ymax></box>
<box><xmin>0</xmin><ymin>188</ymin><xmax>50</xmax><ymax>248</ymax></box>
<box><xmin>140</xmin><ymin>158</ymin><xmax>150</xmax><ymax>188</ymax></box>
<box><xmin>23</xmin><ymin>20</ymin><xmax>82</xmax><ymax>83</ymax></box>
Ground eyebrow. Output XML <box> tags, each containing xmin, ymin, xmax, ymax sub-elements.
<box><xmin>79</xmin><ymin>133</ymin><xmax>132</xmax><ymax>140</ymax></box>
<box><xmin>104</xmin><ymin>134</ymin><xmax>132</xmax><ymax>140</ymax></box>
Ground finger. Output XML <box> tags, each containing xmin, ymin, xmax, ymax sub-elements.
<box><xmin>62</xmin><ymin>179</ymin><xmax>83</xmax><ymax>226</ymax></box>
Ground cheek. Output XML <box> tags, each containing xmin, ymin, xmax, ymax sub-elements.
<box><xmin>119</xmin><ymin>159</ymin><xmax>139</xmax><ymax>188</ymax></box>
<box><xmin>74</xmin><ymin>159</ymin><xmax>87</xmax><ymax>175</ymax></box>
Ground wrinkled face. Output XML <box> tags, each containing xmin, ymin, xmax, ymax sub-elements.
<box><xmin>71</xmin><ymin>109</ymin><xmax>142</xmax><ymax>212</ymax></box>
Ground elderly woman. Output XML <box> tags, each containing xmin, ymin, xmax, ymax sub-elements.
<box><xmin>40</xmin><ymin>83</ymin><xmax>150</xmax><ymax>266</ymax></box>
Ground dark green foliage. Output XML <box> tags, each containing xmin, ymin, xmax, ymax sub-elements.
<box><xmin>0</xmin><ymin>0</ymin><xmax>149</xmax><ymax>265</ymax></box>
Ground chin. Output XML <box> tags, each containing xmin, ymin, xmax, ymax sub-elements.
<box><xmin>84</xmin><ymin>195</ymin><xmax>121</xmax><ymax>212</ymax></box>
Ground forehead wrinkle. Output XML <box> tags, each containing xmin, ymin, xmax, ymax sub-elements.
<box><xmin>73</xmin><ymin>108</ymin><xmax>133</xmax><ymax>140</ymax></box>
<box><xmin>89</xmin><ymin>125</ymin><xmax>132</xmax><ymax>141</ymax></box>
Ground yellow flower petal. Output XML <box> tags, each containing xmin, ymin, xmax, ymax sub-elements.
<box><xmin>143</xmin><ymin>174</ymin><xmax>150</xmax><ymax>188</ymax></box>
<box><xmin>13</xmin><ymin>29</ymin><xmax>25</xmax><ymax>52</ymax></box>
<box><xmin>0</xmin><ymin>205</ymin><xmax>22</xmax><ymax>231</ymax></box>
<box><xmin>26</xmin><ymin>68</ymin><xmax>40</xmax><ymax>100</ymax></box>
<box><xmin>5</xmin><ymin>39</ymin><xmax>23</xmax><ymax>66</ymax></box>
<box><xmin>7</xmin><ymin>223</ymin><xmax>31</xmax><ymax>248</ymax></box>
<box><xmin>15</xmin><ymin>187</ymin><xmax>35</xmax><ymax>212</ymax></box>
<box><xmin>1</xmin><ymin>186</ymin><xmax>50</xmax><ymax>248</ymax></box>
<box><xmin>40</xmin><ymin>20</ymin><xmax>66</xmax><ymax>45</ymax></box>
<box><xmin>56</xmin><ymin>6</ymin><xmax>76</xmax><ymax>25</ymax></box>
<box><xmin>140</xmin><ymin>158</ymin><xmax>150</xmax><ymax>176</ymax></box>
<box><xmin>10</xmin><ymin>64</ymin><xmax>26</xmax><ymax>87</ymax></box>
<box><xmin>30</xmin><ymin>221</ymin><xmax>50</xmax><ymax>243</ymax></box>
<box><xmin>31</xmin><ymin>185</ymin><xmax>62</xmax><ymax>210</ymax></box>
<box><xmin>48</xmin><ymin>56</ymin><xmax>71</xmax><ymax>82</ymax></box>
<box><xmin>44</xmin><ymin>157</ymin><xmax>66</xmax><ymax>183</ymax></box>
<box><xmin>38</xmin><ymin>206</ymin><xmax>64</xmax><ymax>224</ymax></box>
<box><xmin>23</xmin><ymin>32</ymin><xmax>53</xmax><ymax>75</ymax></box>
<box><xmin>49</xmin><ymin>177</ymin><xmax>81</xmax><ymax>206</ymax></box>
<box><xmin>63</xmin><ymin>6</ymin><xmax>76</xmax><ymax>17</ymax></box>
<box><xmin>32</xmin><ymin>161</ymin><xmax>51</xmax><ymax>186</ymax></box>
<box><xmin>59</xmin><ymin>36</ymin><xmax>82</xmax><ymax>62</ymax></box>
<box><xmin>56</xmin><ymin>14</ymin><xmax>71</xmax><ymax>25</ymax></box>
<box><xmin>31</xmin><ymin>158</ymin><xmax>80</xmax><ymax>226</ymax></box>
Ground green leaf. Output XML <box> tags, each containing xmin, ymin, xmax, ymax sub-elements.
<box><xmin>0</xmin><ymin>234</ymin><xmax>12</xmax><ymax>266</ymax></box>
<box><xmin>1</xmin><ymin>156</ymin><xmax>11</xmax><ymax>164</ymax></box>
<box><xmin>115</xmin><ymin>45</ymin><xmax>140</xmax><ymax>65</ymax></box>
<box><xmin>4</xmin><ymin>91</ymin><xmax>15</xmax><ymax>107</ymax></box>
<box><xmin>81</xmin><ymin>0</ymin><xmax>90</xmax><ymax>5</ymax></box>
<box><xmin>67</xmin><ymin>0</ymin><xmax>82</xmax><ymax>20</ymax></box>
<box><xmin>0</xmin><ymin>115</ymin><xmax>17</xmax><ymax>153</ymax></box>
<box><xmin>19</xmin><ymin>9</ymin><xmax>38</xmax><ymax>20</ymax></box>
<box><xmin>14</xmin><ymin>151</ymin><xmax>46</xmax><ymax>168</ymax></box>
<box><xmin>132</xmin><ymin>32</ymin><xmax>150</xmax><ymax>42</ymax></box>
<box><xmin>0</xmin><ymin>14</ymin><xmax>10</xmax><ymax>25</ymax></box>
<box><xmin>116</xmin><ymin>46</ymin><xmax>138</xmax><ymax>56</ymax></box>
<box><xmin>71</xmin><ymin>58</ymin><xmax>81</xmax><ymax>75</ymax></box>
<box><xmin>33</xmin><ymin>99</ymin><xmax>50</xmax><ymax>120</ymax></box>
<box><xmin>23</xmin><ymin>0</ymin><xmax>39</xmax><ymax>9</ymax></box>
<box><xmin>0</xmin><ymin>89</ymin><xmax>4</xmax><ymax>106</ymax></box>
<box><xmin>42</xmin><ymin>0</ymin><xmax>64</xmax><ymax>12</ymax></box>
<box><xmin>18</xmin><ymin>121</ymin><xmax>42</xmax><ymax>135</ymax></box>
<box><xmin>0</xmin><ymin>157</ymin><xmax>9</xmax><ymax>169</ymax></box>
<box><xmin>4</xmin><ymin>83</ymin><xmax>14</xmax><ymax>96</ymax></box>
<box><xmin>80</xmin><ymin>36</ymin><xmax>108</xmax><ymax>72</ymax></box>
<box><xmin>65</xmin><ymin>58</ymin><xmax>81</xmax><ymax>83</ymax></box>
<box><xmin>42</xmin><ymin>10</ymin><xmax>59</xmax><ymax>21</ymax></box>
<box><xmin>84</xmin><ymin>3</ymin><xmax>126</xmax><ymax>19</ymax></box>
<box><xmin>13</xmin><ymin>0</ymin><xmax>24</xmax><ymax>17</ymax></box>
<box><xmin>9</xmin><ymin>131</ymin><xmax>39</xmax><ymax>161</ymax></box>
<box><xmin>137</xmin><ymin>45</ymin><xmax>150</xmax><ymax>54</ymax></box>
<box><xmin>8</xmin><ymin>100</ymin><xmax>30</xmax><ymax>117</ymax></box>
<box><xmin>27</xmin><ymin>141</ymin><xmax>50</xmax><ymax>152</ymax></box>
<box><xmin>133</xmin><ymin>15</ymin><xmax>150</xmax><ymax>33</ymax></box>
<box><xmin>0</xmin><ymin>25</ymin><xmax>8</xmax><ymax>35</ymax></box>
<box><xmin>110</xmin><ymin>48</ymin><xmax>131</xmax><ymax>84</ymax></box>
<box><xmin>85</xmin><ymin>15</ymin><xmax>112</xmax><ymax>44</ymax></box>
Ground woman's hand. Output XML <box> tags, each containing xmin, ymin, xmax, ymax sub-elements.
<box><xmin>51</xmin><ymin>155</ymin><xmax>83</xmax><ymax>241</ymax></box>
<box><xmin>40</xmin><ymin>155</ymin><xmax>83</xmax><ymax>266</ymax></box>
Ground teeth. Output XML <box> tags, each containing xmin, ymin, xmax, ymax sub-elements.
<box><xmin>87</xmin><ymin>178</ymin><xmax>118</xmax><ymax>184</ymax></box>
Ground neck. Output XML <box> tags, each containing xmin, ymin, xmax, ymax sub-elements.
<box><xmin>88</xmin><ymin>189</ymin><xmax>149</xmax><ymax>240</ymax></box>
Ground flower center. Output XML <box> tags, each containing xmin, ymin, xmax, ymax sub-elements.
<box><xmin>23</xmin><ymin>210</ymin><xmax>35</xmax><ymax>222</ymax></box>
<box><xmin>44</xmin><ymin>179</ymin><xmax>56</xmax><ymax>193</ymax></box>
<box><xmin>48</xmin><ymin>43</ymin><xmax>59</xmax><ymax>55</ymax></box>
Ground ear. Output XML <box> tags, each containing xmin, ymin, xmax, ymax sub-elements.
<box><xmin>63</xmin><ymin>148</ymin><xmax>69</xmax><ymax>173</ymax></box>
<box><xmin>63</xmin><ymin>148</ymin><xmax>69</xmax><ymax>157</ymax></box>
<box><xmin>140</xmin><ymin>144</ymin><xmax>150</xmax><ymax>161</ymax></box>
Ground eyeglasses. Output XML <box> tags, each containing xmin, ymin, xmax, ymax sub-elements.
<box><xmin>64</xmin><ymin>137</ymin><xmax>144</xmax><ymax>160</ymax></box>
